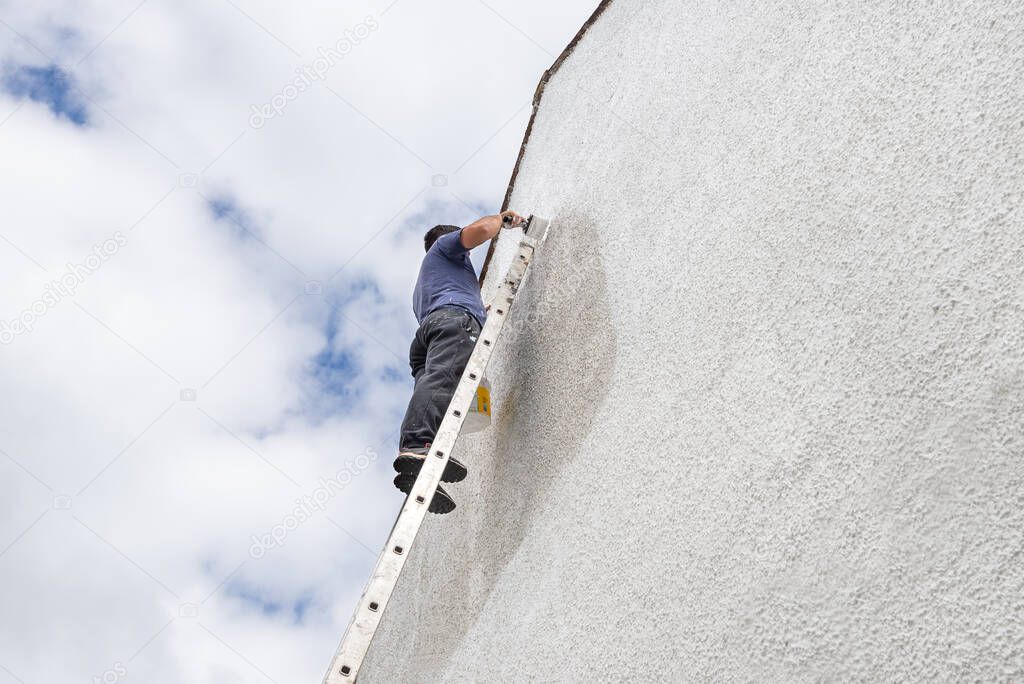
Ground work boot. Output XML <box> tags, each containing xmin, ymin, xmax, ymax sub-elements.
<box><xmin>393</xmin><ymin>472</ymin><xmax>456</xmax><ymax>514</ymax></box>
<box><xmin>393</xmin><ymin>448</ymin><xmax>467</xmax><ymax>483</ymax></box>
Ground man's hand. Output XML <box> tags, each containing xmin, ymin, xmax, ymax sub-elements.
<box><xmin>500</xmin><ymin>210</ymin><xmax>527</xmax><ymax>228</ymax></box>
<box><xmin>460</xmin><ymin>210</ymin><xmax>527</xmax><ymax>249</ymax></box>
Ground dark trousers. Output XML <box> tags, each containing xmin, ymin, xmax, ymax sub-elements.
<box><xmin>399</xmin><ymin>306</ymin><xmax>482</xmax><ymax>452</ymax></box>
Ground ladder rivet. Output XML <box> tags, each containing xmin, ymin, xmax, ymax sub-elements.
<box><xmin>483</xmin><ymin>340</ymin><xmax>491</xmax><ymax>346</ymax></box>
<box><xmin>469</xmin><ymin>373</ymin><xmax>477</xmax><ymax>380</ymax></box>
<box><xmin>415</xmin><ymin>495</ymin><xmax>425</xmax><ymax>504</ymax></box>
<box><xmin>435</xmin><ymin>450</ymin><xmax>444</xmax><ymax>458</ymax></box>
<box><xmin>393</xmin><ymin>545</ymin><xmax>403</xmax><ymax>555</ymax></box>
<box><xmin>340</xmin><ymin>666</ymin><xmax>352</xmax><ymax>676</ymax></box>
<box><xmin>368</xmin><ymin>602</ymin><xmax>379</xmax><ymax>612</ymax></box>
<box><xmin>453</xmin><ymin>410</ymin><xmax>461</xmax><ymax>417</ymax></box>
<box><xmin>496</xmin><ymin>309</ymin><xmax>504</xmax><ymax>315</ymax></box>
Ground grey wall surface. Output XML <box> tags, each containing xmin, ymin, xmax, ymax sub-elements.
<box><xmin>361</xmin><ymin>0</ymin><xmax>1024</xmax><ymax>680</ymax></box>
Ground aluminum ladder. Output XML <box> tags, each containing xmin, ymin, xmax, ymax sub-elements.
<box><xmin>323</xmin><ymin>215</ymin><xmax>550</xmax><ymax>682</ymax></box>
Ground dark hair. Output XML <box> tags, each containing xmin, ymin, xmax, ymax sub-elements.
<box><xmin>424</xmin><ymin>224</ymin><xmax>460</xmax><ymax>252</ymax></box>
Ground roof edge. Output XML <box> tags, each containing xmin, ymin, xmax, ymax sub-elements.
<box><xmin>479</xmin><ymin>0</ymin><xmax>615</xmax><ymax>283</ymax></box>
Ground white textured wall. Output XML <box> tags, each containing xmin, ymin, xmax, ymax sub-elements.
<box><xmin>361</xmin><ymin>0</ymin><xmax>1024</xmax><ymax>680</ymax></box>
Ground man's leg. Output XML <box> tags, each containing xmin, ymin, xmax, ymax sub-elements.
<box><xmin>395</xmin><ymin>308</ymin><xmax>480</xmax><ymax>513</ymax></box>
<box><xmin>399</xmin><ymin>308</ymin><xmax>480</xmax><ymax>450</ymax></box>
<box><xmin>399</xmin><ymin>323</ymin><xmax>430</xmax><ymax>451</ymax></box>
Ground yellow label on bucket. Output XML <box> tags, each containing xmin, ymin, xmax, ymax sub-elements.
<box><xmin>475</xmin><ymin>385</ymin><xmax>491</xmax><ymax>416</ymax></box>
<box><xmin>463</xmin><ymin>376</ymin><xmax>492</xmax><ymax>434</ymax></box>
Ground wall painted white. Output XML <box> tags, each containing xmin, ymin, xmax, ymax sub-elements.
<box><xmin>362</xmin><ymin>0</ymin><xmax>1024</xmax><ymax>680</ymax></box>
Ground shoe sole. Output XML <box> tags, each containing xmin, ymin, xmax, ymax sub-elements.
<box><xmin>393</xmin><ymin>473</ymin><xmax>456</xmax><ymax>514</ymax></box>
<box><xmin>393</xmin><ymin>452</ymin><xmax>467</xmax><ymax>484</ymax></box>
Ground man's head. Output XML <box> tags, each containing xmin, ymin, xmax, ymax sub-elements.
<box><xmin>424</xmin><ymin>224</ymin><xmax>460</xmax><ymax>253</ymax></box>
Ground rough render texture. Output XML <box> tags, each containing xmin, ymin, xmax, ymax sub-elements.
<box><xmin>361</xmin><ymin>0</ymin><xmax>1024</xmax><ymax>680</ymax></box>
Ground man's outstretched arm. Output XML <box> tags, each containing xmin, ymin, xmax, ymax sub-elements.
<box><xmin>459</xmin><ymin>210</ymin><xmax>527</xmax><ymax>249</ymax></box>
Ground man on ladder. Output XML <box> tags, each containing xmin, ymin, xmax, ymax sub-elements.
<box><xmin>324</xmin><ymin>212</ymin><xmax>545</xmax><ymax>681</ymax></box>
<box><xmin>394</xmin><ymin>210</ymin><xmax>527</xmax><ymax>513</ymax></box>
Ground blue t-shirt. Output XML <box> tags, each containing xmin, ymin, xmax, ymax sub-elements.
<box><xmin>412</xmin><ymin>229</ymin><xmax>487</xmax><ymax>326</ymax></box>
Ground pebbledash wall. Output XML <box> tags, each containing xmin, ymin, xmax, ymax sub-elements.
<box><xmin>361</xmin><ymin>0</ymin><xmax>1024</xmax><ymax>680</ymax></box>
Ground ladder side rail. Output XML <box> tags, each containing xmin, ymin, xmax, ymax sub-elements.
<box><xmin>323</xmin><ymin>234</ymin><xmax>538</xmax><ymax>683</ymax></box>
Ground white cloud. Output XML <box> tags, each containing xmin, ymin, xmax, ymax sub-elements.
<box><xmin>0</xmin><ymin>0</ymin><xmax>599</xmax><ymax>681</ymax></box>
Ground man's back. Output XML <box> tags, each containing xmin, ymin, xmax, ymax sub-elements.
<box><xmin>412</xmin><ymin>229</ymin><xmax>486</xmax><ymax>326</ymax></box>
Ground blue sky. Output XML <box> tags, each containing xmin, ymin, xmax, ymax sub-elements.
<box><xmin>2</xmin><ymin>64</ymin><xmax>88</xmax><ymax>124</ymax></box>
<box><xmin>0</xmin><ymin>1</ymin><xmax>598</xmax><ymax>682</ymax></box>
